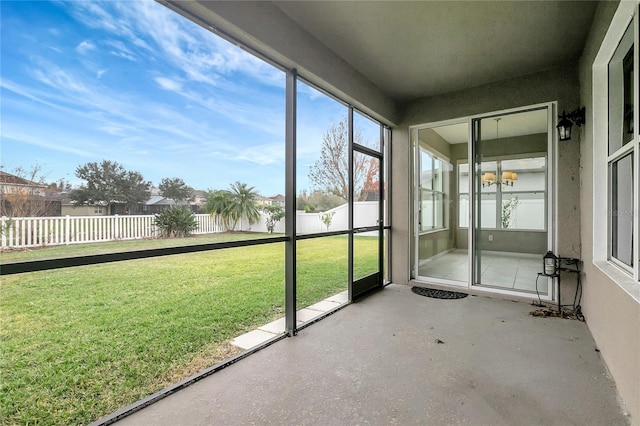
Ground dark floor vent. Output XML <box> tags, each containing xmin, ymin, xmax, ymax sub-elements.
<box><xmin>411</xmin><ymin>286</ymin><xmax>468</xmax><ymax>300</ymax></box>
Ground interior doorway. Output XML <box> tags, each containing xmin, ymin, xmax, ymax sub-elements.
<box><xmin>413</xmin><ymin>104</ymin><xmax>554</xmax><ymax>301</ymax></box>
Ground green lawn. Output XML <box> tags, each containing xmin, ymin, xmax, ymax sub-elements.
<box><xmin>0</xmin><ymin>235</ymin><xmax>377</xmax><ymax>425</ymax></box>
<box><xmin>0</xmin><ymin>232</ymin><xmax>275</xmax><ymax>263</ymax></box>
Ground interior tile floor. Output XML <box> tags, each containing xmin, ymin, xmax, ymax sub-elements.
<box><xmin>419</xmin><ymin>249</ymin><xmax>548</xmax><ymax>295</ymax></box>
<box><xmin>113</xmin><ymin>284</ymin><xmax>630</xmax><ymax>425</ymax></box>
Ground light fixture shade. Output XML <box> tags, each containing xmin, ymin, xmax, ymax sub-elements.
<box><xmin>501</xmin><ymin>171</ymin><xmax>512</xmax><ymax>181</ymax></box>
<box><xmin>557</xmin><ymin>115</ymin><xmax>572</xmax><ymax>141</ymax></box>
<box><xmin>556</xmin><ymin>108</ymin><xmax>586</xmax><ymax>142</ymax></box>
<box><xmin>483</xmin><ymin>172</ymin><xmax>495</xmax><ymax>183</ymax></box>
<box><xmin>511</xmin><ymin>172</ymin><xmax>518</xmax><ymax>181</ymax></box>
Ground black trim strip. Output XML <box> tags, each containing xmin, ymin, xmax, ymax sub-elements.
<box><xmin>1</xmin><ymin>236</ymin><xmax>288</xmax><ymax>275</ymax></box>
<box><xmin>353</xmin><ymin>143</ymin><xmax>383</xmax><ymax>158</ymax></box>
<box><xmin>353</xmin><ymin>226</ymin><xmax>379</xmax><ymax>234</ymax></box>
<box><xmin>295</xmin><ymin>230</ymin><xmax>351</xmax><ymax>240</ymax></box>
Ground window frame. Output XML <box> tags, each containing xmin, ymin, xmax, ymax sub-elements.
<box><xmin>458</xmin><ymin>154</ymin><xmax>547</xmax><ymax>231</ymax></box>
<box><xmin>607</xmin><ymin>18</ymin><xmax>636</xmax><ymax>273</ymax></box>
<box><xmin>593</xmin><ymin>1</ymin><xmax>640</xmax><ymax>294</ymax></box>
<box><xmin>417</xmin><ymin>145</ymin><xmax>449</xmax><ymax>234</ymax></box>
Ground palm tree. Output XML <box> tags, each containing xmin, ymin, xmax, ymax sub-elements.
<box><xmin>205</xmin><ymin>182</ymin><xmax>261</xmax><ymax>231</ymax></box>
<box><xmin>205</xmin><ymin>189</ymin><xmax>235</xmax><ymax>231</ymax></box>
<box><xmin>228</xmin><ymin>181</ymin><xmax>260</xmax><ymax>231</ymax></box>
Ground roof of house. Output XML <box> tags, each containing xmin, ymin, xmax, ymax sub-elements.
<box><xmin>0</xmin><ymin>171</ymin><xmax>47</xmax><ymax>188</ymax></box>
<box><xmin>146</xmin><ymin>196</ymin><xmax>176</xmax><ymax>206</ymax></box>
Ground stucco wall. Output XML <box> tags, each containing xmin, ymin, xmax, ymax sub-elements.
<box><xmin>579</xmin><ymin>0</ymin><xmax>639</xmax><ymax>422</ymax></box>
<box><xmin>61</xmin><ymin>206</ymin><xmax>106</xmax><ymax>217</ymax></box>
<box><xmin>392</xmin><ymin>64</ymin><xmax>582</xmax><ymax>284</ymax></box>
<box><xmin>391</xmin><ymin>129</ymin><xmax>412</xmax><ymax>280</ymax></box>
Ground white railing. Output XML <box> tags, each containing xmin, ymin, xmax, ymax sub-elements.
<box><xmin>1</xmin><ymin>214</ymin><xmax>225</xmax><ymax>249</ymax></box>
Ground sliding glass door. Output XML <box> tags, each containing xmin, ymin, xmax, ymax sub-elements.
<box><xmin>414</xmin><ymin>122</ymin><xmax>468</xmax><ymax>286</ymax></box>
<box><xmin>414</xmin><ymin>104</ymin><xmax>555</xmax><ymax>300</ymax></box>
<box><xmin>472</xmin><ymin>107</ymin><xmax>552</xmax><ymax>298</ymax></box>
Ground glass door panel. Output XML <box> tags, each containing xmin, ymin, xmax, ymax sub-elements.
<box><xmin>352</xmin><ymin>151</ymin><xmax>381</xmax><ymax>298</ymax></box>
<box><xmin>414</xmin><ymin>122</ymin><xmax>468</xmax><ymax>285</ymax></box>
<box><xmin>472</xmin><ymin>108</ymin><xmax>551</xmax><ymax>297</ymax></box>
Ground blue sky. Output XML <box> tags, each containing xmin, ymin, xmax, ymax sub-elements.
<box><xmin>1</xmin><ymin>0</ymin><xmax>381</xmax><ymax>197</ymax></box>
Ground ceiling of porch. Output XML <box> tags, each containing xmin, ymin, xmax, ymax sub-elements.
<box><xmin>272</xmin><ymin>1</ymin><xmax>598</xmax><ymax>103</ymax></box>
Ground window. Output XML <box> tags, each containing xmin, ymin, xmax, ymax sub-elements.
<box><xmin>459</xmin><ymin>156</ymin><xmax>546</xmax><ymax>230</ymax></box>
<box><xmin>608</xmin><ymin>20</ymin><xmax>636</xmax><ymax>271</ymax></box>
<box><xmin>419</xmin><ymin>147</ymin><xmax>449</xmax><ymax>232</ymax></box>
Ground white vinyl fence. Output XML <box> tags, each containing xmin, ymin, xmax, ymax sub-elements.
<box><xmin>1</xmin><ymin>214</ymin><xmax>223</xmax><ymax>249</ymax></box>
<box><xmin>1</xmin><ymin>202</ymin><xmax>381</xmax><ymax>249</ymax></box>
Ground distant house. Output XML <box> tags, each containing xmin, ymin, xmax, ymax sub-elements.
<box><xmin>0</xmin><ymin>171</ymin><xmax>47</xmax><ymax>197</ymax></box>
<box><xmin>257</xmin><ymin>194</ymin><xmax>285</xmax><ymax>208</ymax></box>
<box><xmin>268</xmin><ymin>194</ymin><xmax>285</xmax><ymax>207</ymax></box>
<box><xmin>61</xmin><ymin>198</ymin><xmax>108</xmax><ymax>217</ymax></box>
<box><xmin>190</xmin><ymin>190</ymin><xmax>208</xmax><ymax>212</ymax></box>
<box><xmin>0</xmin><ymin>171</ymin><xmax>59</xmax><ymax>216</ymax></box>
<box><xmin>142</xmin><ymin>195</ymin><xmax>177</xmax><ymax>215</ymax></box>
<box><xmin>61</xmin><ymin>193</ymin><xmax>204</xmax><ymax>217</ymax></box>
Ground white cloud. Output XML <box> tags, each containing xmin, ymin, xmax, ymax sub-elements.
<box><xmin>155</xmin><ymin>77</ymin><xmax>182</xmax><ymax>92</ymax></box>
<box><xmin>29</xmin><ymin>64</ymin><xmax>89</xmax><ymax>95</ymax></box>
<box><xmin>104</xmin><ymin>39</ymin><xmax>138</xmax><ymax>61</ymax></box>
<box><xmin>299</xmin><ymin>83</ymin><xmax>325</xmax><ymax>101</ymax></box>
<box><xmin>2</xmin><ymin>131</ymin><xmax>94</xmax><ymax>157</ymax></box>
<box><xmin>228</xmin><ymin>143</ymin><xmax>285</xmax><ymax>165</ymax></box>
<box><xmin>75</xmin><ymin>40</ymin><xmax>96</xmax><ymax>54</ymax></box>
<box><xmin>97</xmin><ymin>69</ymin><xmax>108</xmax><ymax>79</ymax></box>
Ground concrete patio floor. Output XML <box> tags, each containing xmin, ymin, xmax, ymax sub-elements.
<box><xmin>115</xmin><ymin>284</ymin><xmax>630</xmax><ymax>425</ymax></box>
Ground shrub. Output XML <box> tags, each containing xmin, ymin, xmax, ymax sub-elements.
<box><xmin>154</xmin><ymin>205</ymin><xmax>198</xmax><ymax>238</ymax></box>
<box><xmin>262</xmin><ymin>204</ymin><xmax>285</xmax><ymax>234</ymax></box>
<box><xmin>320</xmin><ymin>211</ymin><xmax>335</xmax><ymax>231</ymax></box>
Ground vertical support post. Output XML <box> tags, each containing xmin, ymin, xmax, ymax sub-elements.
<box><xmin>378</xmin><ymin>124</ymin><xmax>384</xmax><ymax>286</ymax></box>
<box><xmin>65</xmin><ymin>215</ymin><xmax>70</xmax><ymax>245</ymax></box>
<box><xmin>285</xmin><ymin>69</ymin><xmax>297</xmax><ymax>336</ymax></box>
<box><xmin>348</xmin><ymin>107</ymin><xmax>354</xmax><ymax>301</ymax></box>
<box><xmin>385</xmin><ymin>126</ymin><xmax>392</xmax><ymax>283</ymax></box>
<box><xmin>1</xmin><ymin>216</ymin><xmax>6</xmax><ymax>249</ymax></box>
<box><xmin>471</xmin><ymin>119</ymin><xmax>481</xmax><ymax>285</ymax></box>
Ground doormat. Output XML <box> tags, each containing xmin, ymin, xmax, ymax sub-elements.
<box><xmin>411</xmin><ymin>286</ymin><xmax>468</xmax><ymax>299</ymax></box>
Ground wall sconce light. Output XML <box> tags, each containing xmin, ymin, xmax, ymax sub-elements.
<box><xmin>501</xmin><ymin>171</ymin><xmax>518</xmax><ymax>187</ymax></box>
<box><xmin>481</xmin><ymin>172</ymin><xmax>495</xmax><ymax>187</ymax></box>
<box><xmin>556</xmin><ymin>107</ymin><xmax>586</xmax><ymax>141</ymax></box>
<box><xmin>481</xmin><ymin>171</ymin><xmax>517</xmax><ymax>187</ymax></box>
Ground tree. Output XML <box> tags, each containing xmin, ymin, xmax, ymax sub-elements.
<box><xmin>70</xmin><ymin>160</ymin><xmax>151</xmax><ymax>215</ymax></box>
<box><xmin>296</xmin><ymin>189</ymin><xmax>344</xmax><ymax>212</ymax></box>
<box><xmin>262</xmin><ymin>204</ymin><xmax>285</xmax><ymax>234</ymax></box>
<box><xmin>205</xmin><ymin>189</ymin><xmax>235</xmax><ymax>231</ymax></box>
<box><xmin>205</xmin><ymin>182</ymin><xmax>260</xmax><ymax>231</ymax></box>
<box><xmin>501</xmin><ymin>196</ymin><xmax>520</xmax><ymax>229</ymax></box>
<box><xmin>308</xmin><ymin>117</ymin><xmax>380</xmax><ymax>201</ymax></box>
<box><xmin>228</xmin><ymin>181</ymin><xmax>260</xmax><ymax>231</ymax></box>
<box><xmin>158</xmin><ymin>177</ymin><xmax>194</xmax><ymax>204</ymax></box>
<box><xmin>320</xmin><ymin>211</ymin><xmax>335</xmax><ymax>231</ymax></box>
<box><xmin>47</xmin><ymin>178</ymin><xmax>72</xmax><ymax>194</ymax></box>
